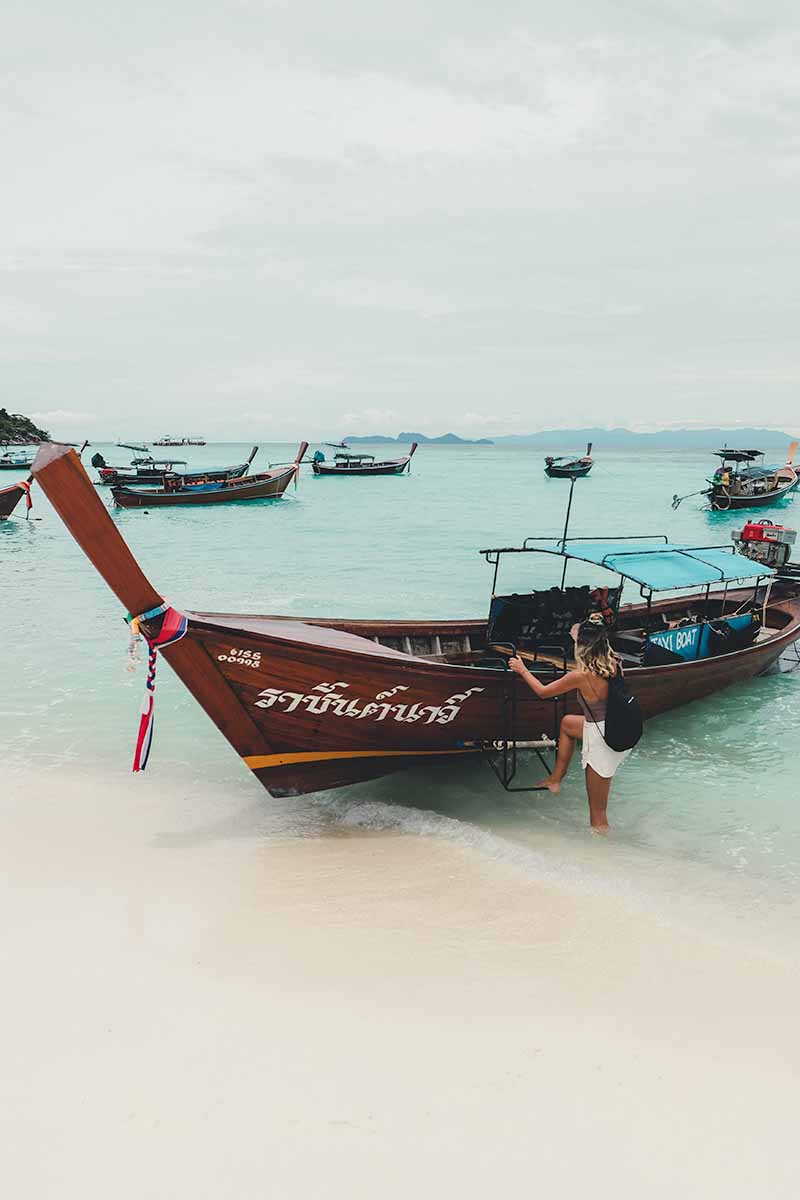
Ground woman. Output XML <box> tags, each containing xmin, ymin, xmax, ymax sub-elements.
<box><xmin>508</xmin><ymin>613</ymin><xmax>632</xmax><ymax>832</ymax></box>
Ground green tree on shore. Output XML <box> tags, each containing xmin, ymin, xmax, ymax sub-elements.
<box><xmin>0</xmin><ymin>408</ymin><xmax>50</xmax><ymax>443</ymax></box>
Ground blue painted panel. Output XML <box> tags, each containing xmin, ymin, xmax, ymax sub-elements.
<box><xmin>647</xmin><ymin>614</ymin><xmax>754</xmax><ymax>662</ymax></box>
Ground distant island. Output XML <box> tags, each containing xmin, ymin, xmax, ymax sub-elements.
<box><xmin>0</xmin><ymin>408</ymin><xmax>49</xmax><ymax>444</ymax></box>
<box><xmin>340</xmin><ymin>426</ymin><xmax>798</xmax><ymax>449</ymax></box>
<box><xmin>491</xmin><ymin>426</ymin><xmax>799</xmax><ymax>448</ymax></box>
<box><xmin>344</xmin><ymin>431</ymin><xmax>493</xmax><ymax>445</ymax></box>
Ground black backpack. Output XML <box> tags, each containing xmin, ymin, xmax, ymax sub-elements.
<box><xmin>602</xmin><ymin>668</ymin><xmax>643</xmax><ymax>752</ymax></box>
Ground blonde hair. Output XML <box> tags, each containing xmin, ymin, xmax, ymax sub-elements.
<box><xmin>576</xmin><ymin>616</ymin><xmax>618</xmax><ymax>679</ymax></box>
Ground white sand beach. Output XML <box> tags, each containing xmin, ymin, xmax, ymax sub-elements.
<box><xmin>1</xmin><ymin>769</ymin><xmax>799</xmax><ymax>1199</ymax></box>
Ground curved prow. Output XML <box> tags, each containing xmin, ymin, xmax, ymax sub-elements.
<box><xmin>586</xmin><ymin>442</ymin><xmax>593</xmax><ymax>457</ymax></box>
<box><xmin>31</xmin><ymin>440</ymin><xmax>273</xmax><ymax>762</ymax></box>
<box><xmin>31</xmin><ymin>442</ymin><xmax>162</xmax><ymax>617</ymax></box>
<box><xmin>409</xmin><ymin>442</ymin><xmax>419</xmax><ymax>458</ymax></box>
<box><xmin>292</xmin><ymin>440</ymin><xmax>309</xmax><ymax>488</ymax></box>
<box><xmin>786</xmin><ymin>440</ymin><xmax>798</xmax><ymax>467</ymax></box>
<box><xmin>247</xmin><ymin>445</ymin><xmax>259</xmax><ymax>465</ymax></box>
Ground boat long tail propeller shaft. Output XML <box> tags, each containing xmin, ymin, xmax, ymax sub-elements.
<box><xmin>672</xmin><ymin>488</ymin><xmax>711</xmax><ymax>510</ymax></box>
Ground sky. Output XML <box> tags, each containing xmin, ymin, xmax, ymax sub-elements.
<box><xmin>2</xmin><ymin>1</ymin><xmax>799</xmax><ymax>441</ymax></box>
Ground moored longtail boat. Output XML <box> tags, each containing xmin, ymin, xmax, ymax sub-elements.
<box><xmin>673</xmin><ymin>444</ymin><xmax>799</xmax><ymax>511</ymax></box>
<box><xmin>544</xmin><ymin>443</ymin><xmax>594</xmax><ymax>478</ymax></box>
<box><xmin>30</xmin><ymin>441</ymin><xmax>800</xmax><ymax>798</ymax></box>
<box><xmin>0</xmin><ymin>447</ymin><xmax>37</xmax><ymax>470</ymax></box>
<box><xmin>311</xmin><ymin>443</ymin><xmax>418</xmax><ymax>476</ymax></box>
<box><xmin>154</xmin><ymin>435</ymin><xmax>206</xmax><ymax>446</ymax></box>
<box><xmin>110</xmin><ymin>443</ymin><xmax>307</xmax><ymax>507</ymax></box>
<box><xmin>0</xmin><ymin>475</ymin><xmax>33</xmax><ymax>518</ymax></box>
<box><xmin>96</xmin><ymin>447</ymin><xmax>258</xmax><ymax>487</ymax></box>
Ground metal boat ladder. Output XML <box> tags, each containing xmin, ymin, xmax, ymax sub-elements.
<box><xmin>480</xmin><ymin>643</ymin><xmax>565</xmax><ymax>792</ymax></box>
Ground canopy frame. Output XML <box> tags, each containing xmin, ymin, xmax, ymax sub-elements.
<box><xmin>480</xmin><ymin>533</ymin><xmax>774</xmax><ymax>600</ymax></box>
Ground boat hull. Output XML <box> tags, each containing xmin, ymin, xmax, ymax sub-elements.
<box><xmin>171</xmin><ymin>598</ymin><xmax>800</xmax><ymax>796</ymax></box>
<box><xmin>111</xmin><ymin>466</ymin><xmax>296</xmax><ymax>507</ymax></box>
<box><xmin>312</xmin><ymin>459</ymin><xmax>411</xmax><ymax>476</ymax></box>
<box><xmin>710</xmin><ymin>465</ymin><xmax>798</xmax><ymax>510</ymax></box>
<box><xmin>545</xmin><ymin>463</ymin><xmax>593</xmax><ymax>478</ymax></box>
<box><xmin>710</xmin><ymin>484</ymin><xmax>796</xmax><ymax>510</ymax></box>
<box><xmin>99</xmin><ymin>462</ymin><xmax>249</xmax><ymax>487</ymax></box>
<box><xmin>0</xmin><ymin>481</ymin><xmax>28</xmax><ymax>517</ymax></box>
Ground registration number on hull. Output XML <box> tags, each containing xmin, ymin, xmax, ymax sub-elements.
<box><xmin>217</xmin><ymin>648</ymin><xmax>263</xmax><ymax>668</ymax></box>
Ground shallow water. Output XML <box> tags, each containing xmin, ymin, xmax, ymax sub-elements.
<box><xmin>2</xmin><ymin>441</ymin><xmax>799</xmax><ymax>935</ymax></box>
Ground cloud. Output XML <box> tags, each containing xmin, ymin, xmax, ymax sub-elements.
<box><xmin>460</xmin><ymin>411</ymin><xmax>497</xmax><ymax>427</ymax></box>
<box><xmin>30</xmin><ymin>409</ymin><xmax>96</xmax><ymax>423</ymax></box>
<box><xmin>314</xmin><ymin>276</ymin><xmax>474</xmax><ymax>317</ymax></box>
<box><xmin>237</xmin><ymin>412</ymin><xmax>273</xmax><ymax>424</ymax></box>
<box><xmin>3</xmin><ymin>4</ymin><xmax>800</xmax><ymax>436</ymax></box>
<box><xmin>341</xmin><ymin>408</ymin><xmax>399</xmax><ymax>428</ymax></box>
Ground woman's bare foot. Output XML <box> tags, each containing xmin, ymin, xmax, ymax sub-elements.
<box><xmin>535</xmin><ymin>776</ymin><xmax>561</xmax><ymax>794</ymax></box>
<box><xmin>590</xmin><ymin>821</ymin><xmax>610</xmax><ymax>835</ymax></box>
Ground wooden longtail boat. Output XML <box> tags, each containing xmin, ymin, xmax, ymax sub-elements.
<box><xmin>154</xmin><ymin>436</ymin><xmax>206</xmax><ymax>446</ymax></box>
<box><xmin>30</xmin><ymin>442</ymin><xmax>800</xmax><ymax>798</ymax></box>
<box><xmin>0</xmin><ymin>475</ymin><xmax>33</xmax><ymax>518</ymax></box>
<box><xmin>673</xmin><ymin>444</ymin><xmax>799</xmax><ymax>511</ymax></box>
<box><xmin>0</xmin><ymin>447</ymin><xmax>36</xmax><ymax>471</ymax></box>
<box><xmin>110</xmin><ymin>443</ymin><xmax>307</xmax><ymax>508</ymax></box>
<box><xmin>97</xmin><ymin>456</ymin><xmax>188</xmax><ymax>485</ymax></box>
<box><xmin>96</xmin><ymin>446</ymin><xmax>258</xmax><ymax>487</ymax></box>
<box><xmin>544</xmin><ymin>443</ymin><xmax>593</xmax><ymax>478</ymax></box>
<box><xmin>312</xmin><ymin>443</ymin><xmax>418</xmax><ymax>476</ymax></box>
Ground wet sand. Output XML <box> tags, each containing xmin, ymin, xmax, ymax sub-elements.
<box><xmin>2</xmin><ymin>771</ymin><xmax>799</xmax><ymax>1198</ymax></box>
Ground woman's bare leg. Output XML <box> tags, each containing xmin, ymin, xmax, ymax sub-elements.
<box><xmin>538</xmin><ymin>714</ymin><xmax>584</xmax><ymax>793</ymax></box>
<box><xmin>585</xmin><ymin>765</ymin><xmax>612</xmax><ymax>831</ymax></box>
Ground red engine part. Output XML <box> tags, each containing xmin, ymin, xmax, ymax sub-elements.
<box><xmin>740</xmin><ymin>520</ymin><xmax>785</xmax><ymax>542</ymax></box>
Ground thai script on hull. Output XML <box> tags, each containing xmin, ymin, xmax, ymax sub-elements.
<box><xmin>253</xmin><ymin>680</ymin><xmax>485</xmax><ymax>724</ymax></box>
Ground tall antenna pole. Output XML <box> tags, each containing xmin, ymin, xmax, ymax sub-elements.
<box><xmin>559</xmin><ymin>473</ymin><xmax>578</xmax><ymax>589</ymax></box>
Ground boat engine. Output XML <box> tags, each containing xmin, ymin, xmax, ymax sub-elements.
<box><xmin>731</xmin><ymin>520</ymin><xmax>797</xmax><ymax>568</ymax></box>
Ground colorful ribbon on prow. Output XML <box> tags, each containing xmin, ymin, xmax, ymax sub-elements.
<box><xmin>125</xmin><ymin>602</ymin><xmax>188</xmax><ymax>771</ymax></box>
<box><xmin>19</xmin><ymin>480</ymin><xmax>32</xmax><ymax>517</ymax></box>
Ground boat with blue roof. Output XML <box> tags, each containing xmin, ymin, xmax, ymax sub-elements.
<box><xmin>27</xmin><ymin>439</ymin><xmax>800</xmax><ymax>797</ymax></box>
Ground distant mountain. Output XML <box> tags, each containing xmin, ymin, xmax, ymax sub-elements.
<box><xmin>338</xmin><ymin>426</ymin><xmax>797</xmax><ymax>449</ymax></box>
<box><xmin>344</xmin><ymin>431</ymin><xmax>493</xmax><ymax>445</ymax></box>
<box><xmin>491</xmin><ymin>426</ymin><xmax>799</xmax><ymax>448</ymax></box>
<box><xmin>0</xmin><ymin>407</ymin><xmax>49</xmax><ymax>444</ymax></box>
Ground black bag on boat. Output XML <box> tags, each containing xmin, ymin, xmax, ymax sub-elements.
<box><xmin>601</xmin><ymin>669</ymin><xmax>643</xmax><ymax>752</ymax></box>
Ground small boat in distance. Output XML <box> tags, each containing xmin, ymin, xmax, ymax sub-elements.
<box><xmin>0</xmin><ymin>446</ymin><xmax>36</xmax><ymax>470</ymax></box>
<box><xmin>154</xmin><ymin>436</ymin><xmax>206</xmax><ymax>446</ymax></box>
<box><xmin>544</xmin><ymin>443</ymin><xmax>593</xmax><ymax>478</ymax></box>
<box><xmin>673</xmin><ymin>444</ymin><xmax>799</xmax><ymax>510</ymax></box>
<box><xmin>116</xmin><ymin>441</ymin><xmax>149</xmax><ymax>453</ymax></box>
<box><xmin>312</xmin><ymin>443</ymin><xmax>418</xmax><ymax>476</ymax></box>
<box><xmin>110</xmin><ymin>442</ymin><xmax>307</xmax><ymax>507</ymax></box>
<box><xmin>94</xmin><ymin>447</ymin><xmax>258</xmax><ymax>487</ymax></box>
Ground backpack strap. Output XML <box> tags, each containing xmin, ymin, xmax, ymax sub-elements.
<box><xmin>579</xmin><ymin>666</ymin><xmax>619</xmax><ymax>743</ymax></box>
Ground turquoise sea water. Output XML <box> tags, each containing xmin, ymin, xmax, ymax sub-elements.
<box><xmin>3</xmin><ymin>442</ymin><xmax>800</xmax><ymax>933</ymax></box>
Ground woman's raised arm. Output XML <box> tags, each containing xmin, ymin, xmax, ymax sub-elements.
<box><xmin>508</xmin><ymin>657</ymin><xmax>583</xmax><ymax>699</ymax></box>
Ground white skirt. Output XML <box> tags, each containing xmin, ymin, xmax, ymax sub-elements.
<box><xmin>581</xmin><ymin>719</ymin><xmax>631</xmax><ymax>779</ymax></box>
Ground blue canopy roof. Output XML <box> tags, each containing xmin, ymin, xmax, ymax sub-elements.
<box><xmin>527</xmin><ymin>540</ymin><xmax>775</xmax><ymax>591</ymax></box>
